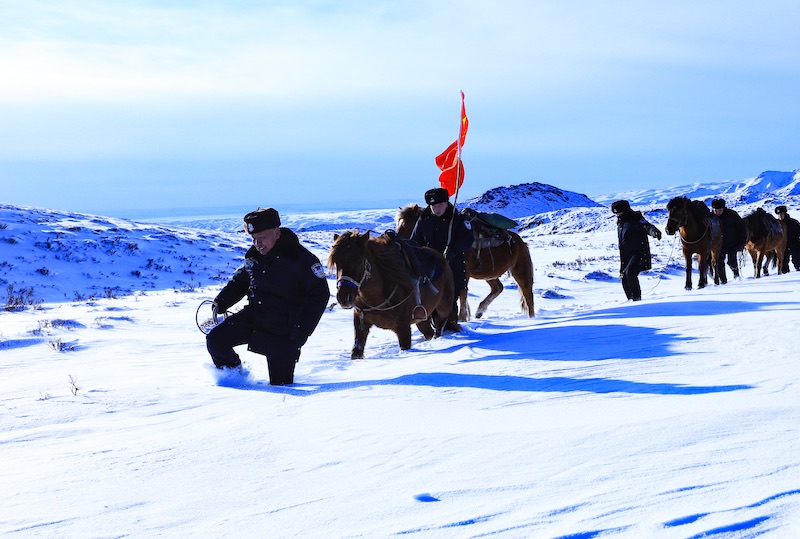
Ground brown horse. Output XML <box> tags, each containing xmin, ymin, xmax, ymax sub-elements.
<box><xmin>665</xmin><ymin>197</ymin><xmax>723</xmax><ymax>290</ymax></box>
<box><xmin>742</xmin><ymin>208</ymin><xmax>786</xmax><ymax>278</ymax></box>
<box><xmin>328</xmin><ymin>230</ymin><xmax>455</xmax><ymax>359</ymax></box>
<box><xmin>396</xmin><ymin>204</ymin><xmax>535</xmax><ymax>320</ymax></box>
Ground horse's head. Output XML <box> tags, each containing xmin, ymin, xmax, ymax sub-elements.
<box><xmin>328</xmin><ymin>230</ymin><xmax>371</xmax><ymax>309</ymax></box>
<box><xmin>395</xmin><ymin>204</ymin><xmax>420</xmax><ymax>239</ymax></box>
<box><xmin>665</xmin><ymin>197</ymin><xmax>689</xmax><ymax>235</ymax></box>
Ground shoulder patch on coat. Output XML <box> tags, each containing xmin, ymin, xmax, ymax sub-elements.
<box><xmin>311</xmin><ymin>263</ymin><xmax>326</xmax><ymax>279</ymax></box>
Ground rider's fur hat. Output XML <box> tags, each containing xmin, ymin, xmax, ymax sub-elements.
<box><xmin>610</xmin><ymin>200</ymin><xmax>631</xmax><ymax>214</ymax></box>
<box><xmin>711</xmin><ymin>199</ymin><xmax>726</xmax><ymax>209</ymax></box>
<box><xmin>425</xmin><ymin>187</ymin><xmax>450</xmax><ymax>205</ymax></box>
<box><xmin>244</xmin><ymin>208</ymin><xmax>281</xmax><ymax>233</ymax></box>
<box><xmin>775</xmin><ymin>205</ymin><xmax>788</xmax><ymax>215</ymax></box>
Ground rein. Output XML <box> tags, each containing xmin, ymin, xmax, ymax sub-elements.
<box><xmin>337</xmin><ymin>259</ymin><xmax>372</xmax><ymax>290</ymax></box>
<box><xmin>667</xmin><ymin>214</ymin><xmax>709</xmax><ymax>246</ymax></box>
<box><xmin>336</xmin><ymin>257</ymin><xmax>414</xmax><ymax>313</ymax></box>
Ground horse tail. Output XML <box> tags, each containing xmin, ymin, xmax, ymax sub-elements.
<box><xmin>511</xmin><ymin>233</ymin><xmax>535</xmax><ymax>316</ymax></box>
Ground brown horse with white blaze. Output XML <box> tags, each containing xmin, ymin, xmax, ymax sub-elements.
<box><xmin>665</xmin><ymin>197</ymin><xmax>722</xmax><ymax>290</ymax></box>
<box><xmin>396</xmin><ymin>204</ymin><xmax>534</xmax><ymax>320</ymax></box>
<box><xmin>328</xmin><ymin>230</ymin><xmax>455</xmax><ymax>359</ymax></box>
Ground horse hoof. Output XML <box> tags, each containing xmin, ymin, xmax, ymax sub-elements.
<box><xmin>475</xmin><ymin>312</ymin><xmax>484</xmax><ymax>319</ymax></box>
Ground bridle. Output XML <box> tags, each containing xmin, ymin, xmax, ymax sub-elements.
<box><xmin>335</xmin><ymin>258</ymin><xmax>410</xmax><ymax>313</ymax></box>
<box><xmin>337</xmin><ymin>259</ymin><xmax>372</xmax><ymax>292</ymax></box>
<box><xmin>667</xmin><ymin>207</ymin><xmax>709</xmax><ymax>246</ymax></box>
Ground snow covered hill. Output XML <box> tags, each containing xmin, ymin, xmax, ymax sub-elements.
<box><xmin>459</xmin><ymin>181</ymin><xmax>603</xmax><ymax>219</ymax></box>
<box><xmin>595</xmin><ymin>168</ymin><xmax>800</xmax><ymax>208</ymax></box>
<box><xmin>3</xmin><ymin>166</ymin><xmax>800</xmax><ymax>305</ymax></box>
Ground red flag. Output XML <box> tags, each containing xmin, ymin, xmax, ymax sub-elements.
<box><xmin>458</xmin><ymin>90</ymin><xmax>468</xmax><ymax>149</ymax></box>
<box><xmin>435</xmin><ymin>92</ymin><xmax>469</xmax><ymax>196</ymax></box>
<box><xmin>435</xmin><ymin>140</ymin><xmax>458</xmax><ymax>170</ymax></box>
<box><xmin>439</xmin><ymin>157</ymin><xmax>464</xmax><ymax>195</ymax></box>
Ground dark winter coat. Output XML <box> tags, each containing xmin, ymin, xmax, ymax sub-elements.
<box><xmin>782</xmin><ymin>213</ymin><xmax>800</xmax><ymax>251</ymax></box>
<box><xmin>717</xmin><ymin>208</ymin><xmax>747</xmax><ymax>251</ymax></box>
<box><xmin>213</xmin><ymin>228</ymin><xmax>329</xmax><ymax>348</ymax></box>
<box><xmin>617</xmin><ymin>210</ymin><xmax>660</xmax><ymax>272</ymax></box>
<box><xmin>410</xmin><ymin>203</ymin><xmax>473</xmax><ymax>291</ymax></box>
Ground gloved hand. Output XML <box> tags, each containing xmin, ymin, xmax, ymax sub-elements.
<box><xmin>653</xmin><ymin>229</ymin><xmax>662</xmax><ymax>240</ymax></box>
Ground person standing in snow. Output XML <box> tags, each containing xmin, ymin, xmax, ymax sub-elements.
<box><xmin>206</xmin><ymin>208</ymin><xmax>330</xmax><ymax>385</ymax></box>
<box><xmin>775</xmin><ymin>205</ymin><xmax>800</xmax><ymax>272</ymax></box>
<box><xmin>711</xmin><ymin>198</ymin><xmax>747</xmax><ymax>282</ymax></box>
<box><xmin>410</xmin><ymin>187</ymin><xmax>473</xmax><ymax>330</ymax></box>
<box><xmin>612</xmin><ymin>200</ymin><xmax>662</xmax><ymax>301</ymax></box>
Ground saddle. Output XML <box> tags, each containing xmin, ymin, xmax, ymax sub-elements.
<box><xmin>461</xmin><ymin>208</ymin><xmax>517</xmax><ymax>250</ymax></box>
<box><xmin>382</xmin><ymin>231</ymin><xmax>444</xmax><ymax>321</ymax></box>
<box><xmin>768</xmin><ymin>219</ymin><xmax>783</xmax><ymax>237</ymax></box>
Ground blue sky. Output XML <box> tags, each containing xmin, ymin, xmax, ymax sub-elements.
<box><xmin>2</xmin><ymin>1</ymin><xmax>799</xmax><ymax>217</ymax></box>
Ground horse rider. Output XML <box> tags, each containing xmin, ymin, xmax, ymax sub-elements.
<box><xmin>711</xmin><ymin>198</ymin><xmax>747</xmax><ymax>282</ymax></box>
<box><xmin>410</xmin><ymin>187</ymin><xmax>473</xmax><ymax>330</ymax></box>
<box><xmin>206</xmin><ymin>208</ymin><xmax>330</xmax><ymax>385</ymax></box>
<box><xmin>775</xmin><ymin>205</ymin><xmax>800</xmax><ymax>272</ymax></box>
<box><xmin>611</xmin><ymin>200</ymin><xmax>662</xmax><ymax>301</ymax></box>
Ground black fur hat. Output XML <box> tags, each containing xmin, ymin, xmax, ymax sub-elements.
<box><xmin>244</xmin><ymin>208</ymin><xmax>281</xmax><ymax>233</ymax></box>
<box><xmin>711</xmin><ymin>199</ymin><xmax>726</xmax><ymax>209</ymax></box>
<box><xmin>610</xmin><ymin>200</ymin><xmax>631</xmax><ymax>214</ymax></box>
<box><xmin>425</xmin><ymin>187</ymin><xmax>450</xmax><ymax>205</ymax></box>
<box><xmin>775</xmin><ymin>205</ymin><xmax>788</xmax><ymax>215</ymax></box>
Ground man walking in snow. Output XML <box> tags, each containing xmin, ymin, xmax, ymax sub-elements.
<box><xmin>775</xmin><ymin>205</ymin><xmax>800</xmax><ymax>272</ymax></box>
<box><xmin>612</xmin><ymin>200</ymin><xmax>662</xmax><ymax>301</ymax></box>
<box><xmin>206</xmin><ymin>208</ymin><xmax>329</xmax><ymax>385</ymax></box>
<box><xmin>711</xmin><ymin>199</ymin><xmax>747</xmax><ymax>282</ymax></box>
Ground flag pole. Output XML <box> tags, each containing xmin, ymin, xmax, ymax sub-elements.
<box><xmin>445</xmin><ymin>90</ymin><xmax>466</xmax><ymax>255</ymax></box>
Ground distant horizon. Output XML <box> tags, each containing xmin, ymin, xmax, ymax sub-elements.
<box><xmin>5</xmin><ymin>164</ymin><xmax>800</xmax><ymax>221</ymax></box>
<box><xmin>3</xmin><ymin>2</ymin><xmax>799</xmax><ymax>218</ymax></box>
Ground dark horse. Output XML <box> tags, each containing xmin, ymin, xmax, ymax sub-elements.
<box><xmin>396</xmin><ymin>204</ymin><xmax>534</xmax><ymax>320</ymax></box>
<box><xmin>328</xmin><ymin>230</ymin><xmax>455</xmax><ymax>359</ymax></box>
<box><xmin>742</xmin><ymin>208</ymin><xmax>786</xmax><ymax>278</ymax></box>
<box><xmin>665</xmin><ymin>197</ymin><xmax>722</xmax><ymax>290</ymax></box>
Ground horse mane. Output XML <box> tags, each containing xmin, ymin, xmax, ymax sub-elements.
<box><xmin>743</xmin><ymin>207</ymin><xmax>772</xmax><ymax>240</ymax></box>
<box><xmin>666</xmin><ymin>196</ymin><xmax>689</xmax><ymax>212</ymax></box>
<box><xmin>327</xmin><ymin>230</ymin><xmax>412</xmax><ymax>287</ymax></box>
<box><xmin>396</xmin><ymin>203</ymin><xmax>420</xmax><ymax>222</ymax></box>
<box><xmin>367</xmin><ymin>234</ymin><xmax>414</xmax><ymax>287</ymax></box>
<box><xmin>690</xmin><ymin>200</ymin><xmax>711</xmax><ymax>219</ymax></box>
<box><xmin>667</xmin><ymin>196</ymin><xmax>710</xmax><ymax>221</ymax></box>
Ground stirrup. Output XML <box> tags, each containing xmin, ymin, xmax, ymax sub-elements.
<box><xmin>411</xmin><ymin>304</ymin><xmax>429</xmax><ymax>323</ymax></box>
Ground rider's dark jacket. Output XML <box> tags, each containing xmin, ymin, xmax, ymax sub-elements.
<box><xmin>213</xmin><ymin>228</ymin><xmax>329</xmax><ymax>347</ymax></box>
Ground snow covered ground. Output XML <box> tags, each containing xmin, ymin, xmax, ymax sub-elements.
<box><xmin>2</xmin><ymin>194</ymin><xmax>800</xmax><ymax>537</ymax></box>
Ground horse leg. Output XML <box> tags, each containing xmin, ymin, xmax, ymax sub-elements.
<box><xmin>351</xmin><ymin>312</ymin><xmax>372</xmax><ymax>360</ymax></box>
<box><xmin>458</xmin><ymin>285</ymin><xmax>471</xmax><ymax>322</ymax></box>
<box><xmin>397</xmin><ymin>322</ymin><xmax>414</xmax><ymax>348</ymax></box>
<box><xmin>415</xmin><ymin>319</ymin><xmax>435</xmax><ymax>340</ymax></box>
<box><xmin>476</xmin><ymin>278</ymin><xmax>504</xmax><ymax>318</ymax></box>
<box><xmin>684</xmin><ymin>255</ymin><xmax>693</xmax><ymax>290</ymax></box>
<box><xmin>697</xmin><ymin>254</ymin><xmax>707</xmax><ymax>289</ymax></box>
<box><xmin>756</xmin><ymin>252</ymin><xmax>764</xmax><ymax>278</ymax></box>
